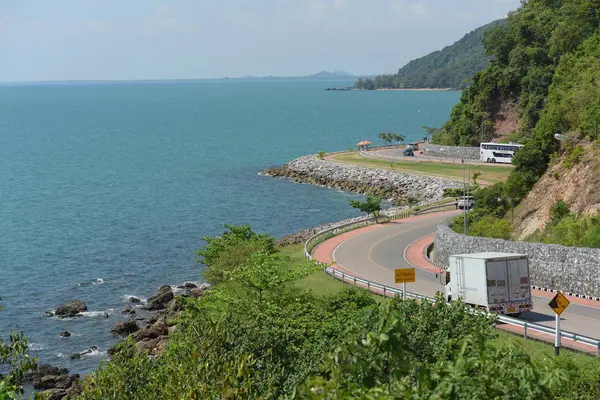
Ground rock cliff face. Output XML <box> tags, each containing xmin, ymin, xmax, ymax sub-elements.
<box><xmin>513</xmin><ymin>146</ymin><xmax>600</xmax><ymax>240</ymax></box>
<box><xmin>262</xmin><ymin>155</ymin><xmax>461</xmax><ymax>202</ymax></box>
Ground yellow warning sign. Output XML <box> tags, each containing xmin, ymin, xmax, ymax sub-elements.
<box><xmin>395</xmin><ymin>268</ymin><xmax>416</xmax><ymax>284</ymax></box>
<box><xmin>548</xmin><ymin>292</ymin><xmax>570</xmax><ymax>315</ymax></box>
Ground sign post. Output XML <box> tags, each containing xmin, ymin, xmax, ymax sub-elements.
<box><xmin>548</xmin><ymin>292</ymin><xmax>570</xmax><ymax>356</ymax></box>
<box><xmin>395</xmin><ymin>268</ymin><xmax>416</xmax><ymax>300</ymax></box>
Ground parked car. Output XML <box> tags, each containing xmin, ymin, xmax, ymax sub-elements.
<box><xmin>403</xmin><ymin>148</ymin><xmax>415</xmax><ymax>156</ymax></box>
<box><xmin>456</xmin><ymin>196</ymin><xmax>474</xmax><ymax>210</ymax></box>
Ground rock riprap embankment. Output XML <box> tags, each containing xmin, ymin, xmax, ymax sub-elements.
<box><xmin>263</xmin><ymin>155</ymin><xmax>461</xmax><ymax>202</ymax></box>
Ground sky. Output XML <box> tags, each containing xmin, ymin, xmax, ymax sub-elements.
<box><xmin>1</xmin><ymin>0</ymin><xmax>521</xmax><ymax>82</ymax></box>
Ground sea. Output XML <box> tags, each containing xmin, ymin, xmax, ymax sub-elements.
<box><xmin>0</xmin><ymin>80</ymin><xmax>460</xmax><ymax>375</ymax></box>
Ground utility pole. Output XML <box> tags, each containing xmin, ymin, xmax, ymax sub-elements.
<box><xmin>462</xmin><ymin>159</ymin><xmax>468</xmax><ymax>235</ymax></box>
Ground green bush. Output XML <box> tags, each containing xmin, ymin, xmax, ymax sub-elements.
<box><xmin>468</xmin><ymin>215</ymin><xmax>513</xmax><ymax>239</ymax></box>
<box><xmin>197</xmin><ymin>224</ymin><xmax>277</xmax><ymax>286</ymax></box>
<box><xmin>563</xmin><ymin>145</ymin><xmax>585</xmax><ymax>169</ymax></box>
<box><xmin>551</xmin><ymin>201</ymin><xmax>571</xmax><ymax>225</ymax></box>
<box><xmin>536</xmin><ymin>212</ymin><xmax>600</xmax><ymax>248</ymax></box>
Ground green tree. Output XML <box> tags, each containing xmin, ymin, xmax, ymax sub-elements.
<box><xmin>472</xmin><ymin>171</ymin><xmax>482</xmax><ymax>185</ymax></box>
<box><xmin>378</xmin><ymin>133</ymin><xmax>392</xmax><ymax>145</ymax></box>
<box><xmin>0</xmin><ymin>299</ymin><xmax>37</xmax><ymax>398</ymax></box>
<box><xmin>197</xmin><ymin>225</ymin><xmax>277</xmax><ymax>285</ymax></box>
<box><xmin>349</xmin><ymin>196</ymin><xmax>382</xmax><ymax>220</ymax></box>
<box><xmin>317</xmin><ymin>151</ymin><xmax>326</xmax><ymax>160</ymax></box>
<box><xmin>390</xmin><ymin>134</ymin><xmax>405</xmax><ymax>144</ymax></box>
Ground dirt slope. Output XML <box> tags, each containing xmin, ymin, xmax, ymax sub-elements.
<box><xmin>513</xmin><ymin>146</ymin><xmax>600</xmax><ymax>240</ymax></box>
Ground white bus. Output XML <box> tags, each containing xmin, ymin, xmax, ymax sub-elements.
<box><xmin>480</xmin><ymin>142</ymin><xmax>523</xmax><ymax>164</ymax></box>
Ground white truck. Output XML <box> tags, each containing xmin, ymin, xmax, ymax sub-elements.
<box><xmin>443</xmin><ymin>252</ymin><xmax>533</xmax><ymax>316</ymax></box>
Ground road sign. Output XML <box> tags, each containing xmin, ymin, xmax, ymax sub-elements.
<box><xmin>548</xmin><ymin>292</ymin><xmax>570</xmax><ymax>316</ymax></box>
<box><xmin>395</xmin><ymin>268</ymin><xmax>415</xmax><ymax>284</ymax></box>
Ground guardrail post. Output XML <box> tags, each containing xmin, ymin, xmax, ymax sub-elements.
<box><xmin>341</xmin><ymin>273</ymin><xmax>345</xmax><ymax>285</ymax></box>
<box><xmin>597</xmin><ymin>343</ymin><xmax>600</xmax><ymax>356</ymax></box>
<box><xmin>353</xmin><ymin>277</ymin><xmax>356</xmax><ymax>286</ymax></box>
<box><xmin>523</xmin><ymin>323</ymin><xmax>528</xmax><ymax>340</ymax></box>
<box><xmin>383</xmin><ymin>287</ymin><xmax>386</xmax><ymax>298</ymax></box>
<box><xmin>367</xmin><ymin>281</ymin><xmax>370</xmax><ymax>291</ymax></box>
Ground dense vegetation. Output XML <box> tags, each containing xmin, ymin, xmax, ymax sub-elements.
<box><xmin>354</xmin><ymin>20</ymin><xmax>503</xmax><ymax>90</ymax></box>
<box><xmin>62</xmin><ymin>224</ymin><xmax>600</xmax><ymax>399</ymax></box>
<box><xmin>435</xmin><ymin>0</ymin><xmax>600</xmax><ymax>204</ymax></box>
<box><xmin>526</xmin><ymin>201</ymin><xmax>600</xmax><ymax>247</ymax></box>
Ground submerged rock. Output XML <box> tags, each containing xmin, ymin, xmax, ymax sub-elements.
<box><xmin>55</xmin><ymin>300</ymin><xmax>87</xmax><ymax>318</ymax></box>
<box><xmin>59</xmin><ymin>331</ymin><xmax>71</xmax><ymax>338</ymax></box>
<box><xmin>128</xmin><ymin>296</ymin><xmax>142</xmax><ymax>304</ymax></box>
<box><xmin>70</xmin><ymin>346</ymin><xmax>98</xmax><ymax>360</ymax></box>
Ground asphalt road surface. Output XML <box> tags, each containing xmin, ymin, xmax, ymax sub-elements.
<box><xmin>331</xmin><ymin>212</ymin><xmax>600</xmax><ymax>339</ymax></box>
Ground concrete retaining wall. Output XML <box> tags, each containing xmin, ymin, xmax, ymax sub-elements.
<box><xmin>434</xmin><ymin>221</ymin><xmax>600</xmax><ymax>298</ymax></box>
<box><xmin>423</xmin><ymin>143</ymin><xmax>479</xmax><ymax>161</ymax></box>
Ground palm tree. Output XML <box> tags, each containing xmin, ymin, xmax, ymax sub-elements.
<box><xmin>378</xmin><ymin>133</ymin><xmax>392</xmax><ymax>145</ymax></box>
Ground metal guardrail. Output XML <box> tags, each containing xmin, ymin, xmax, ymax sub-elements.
<box><xmin>303</xmin><ymin>201</ymin><xmax>455</xmax><ymax>259</ymax></box>
<box><xmin>305</xmin><ymin>210</ymin><xmax>600</xmax><ymax>355</ymax></box>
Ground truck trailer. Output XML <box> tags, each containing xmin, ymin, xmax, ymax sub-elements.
<box><xmin>444</xmin><ymin>252</ymin><xmax>533</xmax><ymax>316</ymax></box>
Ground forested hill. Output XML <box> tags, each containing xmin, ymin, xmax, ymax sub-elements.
<box><xmin>434</xmin><ymin>0</ymin><xmax>600</xmax><ymax>201</ymax></box>
<box><xmin>354</xmin><ymin>20</ymin><xmax>504</xmax><ymax>90</ymax></box>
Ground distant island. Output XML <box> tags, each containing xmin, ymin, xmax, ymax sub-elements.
<box><xmin>1</xmin><ymin>71</ymin><xmax>357</xmax><ymax>86</ymax></box>
<box><xmin>217</xmin><ymin>70</ymin><xmax>356</xmax><ymax>81</ymax></box>
<box><xmin>353</xmin><ymin>19</ymin><xmax>505</xmax><ymax>90</ymax></box>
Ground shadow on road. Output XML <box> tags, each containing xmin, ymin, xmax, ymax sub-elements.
<box><xmin>518</xmin><ymin>311</ymin><xmax>555</xmax><ymax>323</ymax></box>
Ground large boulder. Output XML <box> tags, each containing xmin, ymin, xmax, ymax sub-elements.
<box><xmin>26</xmin><ymin>363</ymin><xmax>79</xmax><ymax>398</ymax></box>
<box><xmin>135</xmin><ymin>335</ymin><xmax>169</xmax><ymax>355</ymax></box>
<box><xmin>111</xmin><ymin>320</ymin><xmax>139</xmax><ymax>336</ymax></box>
<box><xmin>55</xmin><ymin>300</ymin><xmax>87</xmax><ymax>318</ymax></box>
<box><xmin>121</xmin><ymin>307</ymin><xmax>135</xmax><ymax>315</ymax></box>
<box><xmin>133</xmin><ymin>317</ymin><xmax>168</xmax><ymax>341</ymax></box>
<box><xmin>44</xmin><ymin>388</ymin><xmax>68</xmax><ymax>400</ymax></box>
<box><xmin>146</xmin><ymin>286</ymin><xmax>173</xmax><ymax>310</ymax></box>
<box><xmin>26</xmin><ymin>364</ymin><xmax>68</xmax><ymax>387</ymax></box>
<box><xmin>185</xmin><ymin>287</ymin><xmax>207</xmax><ymax>298</ymax></box>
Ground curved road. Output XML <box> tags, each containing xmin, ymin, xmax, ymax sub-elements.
<box><xmin>324</xmin><ymin>211</ymin><xmax>600</xmax><ymax>340</ymax></box>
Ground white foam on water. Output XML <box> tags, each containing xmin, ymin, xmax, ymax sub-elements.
<box><xmin>122</xmin><ymin>295</ymin><xmax>147</xmax><ymax>304</ymax></box>
<box><xmin>29</xmin><ymin>343</ymin><xmax>45</xmax><ymax>351</ymax></box>
<box><xmin>93</xmin><ymin>278</ymin><xmax>104</xmax><ymax>284</ymax></box>
<box><xmin>79</xmin><ymin>309</ymin><xmax>114</xmax><ymax>317</ymax></box>
<box><xmin>82</xmin><ymin>349</ymin><xmax>106</xmax><ymax>358</ymax></box>
<box><xmin>56</xmin><ymin>353</ymin><xmax>68</xmax><ymax>359</ymax></box>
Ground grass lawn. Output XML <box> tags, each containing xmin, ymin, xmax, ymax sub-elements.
<box><xmin>493</xmin><ymin>331</ymin><xmax>595</xmax><ymax>366</ymax></box>
<box><xmin>280</xmin><ymin>244</ymin><xmax>348</xmax><ymax>296</ymax></box>
<box><xmin>329</xmin><ymin>152</ymin><xmax>512</xmax><ymax>184</ymax></box>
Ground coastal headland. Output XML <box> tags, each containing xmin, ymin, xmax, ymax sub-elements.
<box><xmin>262</xmin><ymin>154</ymin><xmax>461</xmax><ymax>203</ymax></box>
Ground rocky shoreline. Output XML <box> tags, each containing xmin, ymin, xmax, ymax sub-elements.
<box><xmin>262</xmin><ymin>155</ymin><xmax>461</xmax><ymax>203</ymax></box>
<box><xmin>35</xmin><ymin>282</ymin><xmax>209</xmax><ymax>399</ymax></box>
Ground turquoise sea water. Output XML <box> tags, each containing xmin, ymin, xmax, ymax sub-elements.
<box><xmin>0</xmin><ymin>80</ymin><xmax>460</xmax><ymax>374</ymax></box>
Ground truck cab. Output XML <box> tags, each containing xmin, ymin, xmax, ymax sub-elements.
<box><xmin>443</xmin><ymin>252</ymin><xmax>533</xmax><ymax>316</ymax></box>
